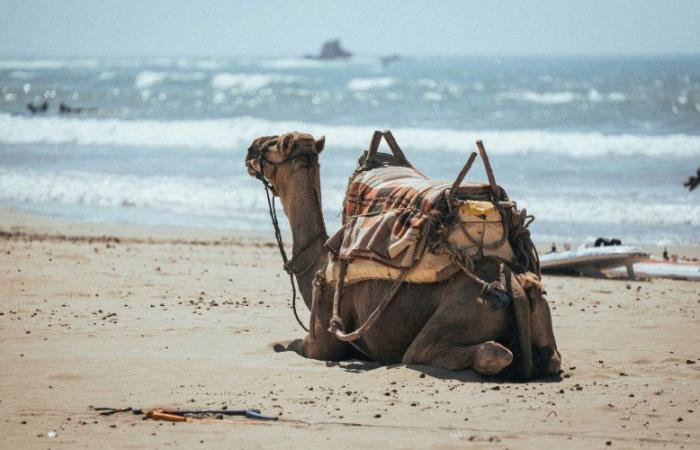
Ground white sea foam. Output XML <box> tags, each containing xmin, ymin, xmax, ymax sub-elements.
<box><xmin>496</xmin><ymin>91</ymin><xmax>578</xmax><ymax>104</ymax></box>
<box><xmin>0</xmin><ymin>168</ymin><xmax>262</xmax><ymax>217</ymax></box>
<box><xmin>422</xmin><ymin>91</ymin><xmax>443</xmax><ymax>102</ymax></box>
<box><xmin>522</xmin><ymin>197</ymin><xmax>700</xmax><ymax>227</ymax></box>
<box><xmin>497</xmin><ymin>90</ymin><xmax>627</xmax><ymax>104</ymax></box>
<box><xmin>0</xmin><ymin>59</ymin><xmax>99</xmax><ymax>70</ymax></box>
<box><xmin>211</xmin><ymin>73</ymin><xmax>299</xmax><ymax>92</ymax></box>
<box><xmin>258</xmin><ymin>58</ymin><xmax>328</xmax><ymax>70</ymax></box>
<box><xmin>1</xmin><ymin>168</ymin><xmax>697</xmax><ymax>229</ymax></box>
<box><xmin>1</xmin><ymin>114</ymin><xmax>699</xmax><ymax>159</ymax></box>
<box><xmin>134</xmin><ymin>71</ymin><xmax>167</xmax><ymax>89</ymax></box>
<box><xmin>607</xmin><ymin>92</ymin><xmax>627</xmax><ymax>102</ymax></box>
<box><xmin>347</xmin><ymin>77</ymin><xmax>399</xmax><ymax>91</ymax></box>
<box><xmin>259</xmin><ymin>57</ymin><xmax>379</xmax><ymax>70</ymax></box>
<box><xmin>133</xmin><ymin>71</ymin><xmax>206</xmax><ymax>89</ymax></box>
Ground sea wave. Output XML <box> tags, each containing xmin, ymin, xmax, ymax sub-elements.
<box><xmin>1</xmin><ymin>114</ymin><xmax>699</xmax><ymax>158</ymax></box>
<box><xmin>347</xmin><ymin>77</ymin><xmax>399</xmax><ymax>91</ymax></box>
<box><xmin>0</xmin><ymin>59</ymin><xmax>100</xmax><ymax>70</ymax></box>
<box><xmin>258</xmin><ymin>57</ymin><xmax>379</xmax><ymax>70</ymax></box>
<box><xmin>1</xmin><ymin>168</ymin><xmax>697</xmax><ymax>228</ymax></box>
<box><xmin>496</xmin><ymin>90</ymin><xmax>627</xmax><ymax>104</ymax></box>
<box><xmin>211</xmin><ymin>73</ymin><xmax>300</xmax><ymax>92</ymax></box>
<box><xmin>134</xmin><ymin>71</ymin><xmax>206</xmax><ymax>89</ymax></box>
<box><xmin>0</xmin><ymin>168</ymin><xmax>261</xmax><ymax>216</ymax></box>
<box><xmin>522</xmin><ymin>197</ymin><xmax>700</xmax><ymax>227</ymax></box>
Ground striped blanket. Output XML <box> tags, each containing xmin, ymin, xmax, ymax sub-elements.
<box><xmin>326</xmin><ymin>165</ymin><xmax>453</xmax><ymax>268</ymax></box>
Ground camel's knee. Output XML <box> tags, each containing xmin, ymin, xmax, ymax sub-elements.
<box><xmin>472</xmin><ymin>341</ymin><xmax>513</xmax><ymax>375</ymax></box>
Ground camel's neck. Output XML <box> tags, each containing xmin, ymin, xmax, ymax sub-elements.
<box><xmin>278</xmin><ymin>166</ymin><xmax>329</xmax><ymax>309</ymax></box>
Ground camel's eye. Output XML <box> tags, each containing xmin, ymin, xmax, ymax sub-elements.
<box><xmin>291</xmin><ymin>157</ymin><xmax>311</xmax><ymax>171</ymax></box>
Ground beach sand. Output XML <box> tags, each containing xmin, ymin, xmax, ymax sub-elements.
<box><xmin>1</xmin><ymin>208</ymin><xmax>698</xmax><ymax>449</ymax></box>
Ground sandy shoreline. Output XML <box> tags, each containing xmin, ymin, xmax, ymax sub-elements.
<box><xmin>1</xmin><ymin>207</ymin><xmax>699</xmax><ymax>449</ymax></box>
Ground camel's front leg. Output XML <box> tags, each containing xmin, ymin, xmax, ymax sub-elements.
<box><xmin>273</xmin><ymin>281</ymin><xmax>351</xmax><ymax>361</ymax></box>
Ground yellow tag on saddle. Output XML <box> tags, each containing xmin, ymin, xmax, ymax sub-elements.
<box><xmin>458</xmin><ymin>200</ymin><xmax>495</xmax><ymax>217</ymax></box>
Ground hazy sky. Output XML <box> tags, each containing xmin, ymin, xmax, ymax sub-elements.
<box><xmin>1</xmin><ymin>0</ymin><xmax>699</xmax><ymax>57</ymax></box>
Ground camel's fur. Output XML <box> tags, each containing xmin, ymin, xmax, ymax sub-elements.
<box><xmin>245</xmin><ymin>132</ymin><xmax>561</xmax><ymax>379</ymax></box>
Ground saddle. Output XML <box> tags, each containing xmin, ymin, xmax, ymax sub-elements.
<box><xmin>325</xmin><ymin>130</ymin><xmax>537</xmax><ymax>285</ymax></box>
<box><xmin>316</xmin><ymin>132</ymin><xmax>543</xmax><ymax>379</ymax></box>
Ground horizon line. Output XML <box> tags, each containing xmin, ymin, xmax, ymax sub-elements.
<box><xmin>1</xmin><ymin>52</ymin><xmax>700</xmax><ymax>60</ymax></box>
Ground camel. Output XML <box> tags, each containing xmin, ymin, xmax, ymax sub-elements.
<box><xmin>245</xmin><ymin>131</ymin><xmax>561</xmax><ymax>379</ymax></box>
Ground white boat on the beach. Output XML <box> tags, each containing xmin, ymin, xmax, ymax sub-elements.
<box><xmin>608</xmin><ymin>257</ymin><xmax>700</xmax><ymax>281</ymax></box>
<box><xmin>540</xmin><ymin>245</ymin><xmax>650</xmax><ymax>278</ymax></box>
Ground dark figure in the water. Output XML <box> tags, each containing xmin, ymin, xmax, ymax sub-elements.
<box><xmin>59</xmin><ymin>102</ymin><xmax>97</xmax><ymax>114</ymax></box>
<box><xmin>59</xmin><ymin>102</ymin><xmax>82</xmax><ymax>114</ymax></box>
<box><xmin>684</xmin><ymin>167</ymin><xmax>700</xmax><ymax>192</ymax></box>
<box><xmin>27</xmin><ymin>101</ymin><xmax>48</xmax><ymax>114</ymax></box>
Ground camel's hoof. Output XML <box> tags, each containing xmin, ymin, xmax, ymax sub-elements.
<box><xmin>271</xmin><ymin>340</ymin><xmax>293</xmax><ymax>353</ymax></box>
<box><xmin>271</xmin><ymin>339</ymin><xmax>303</xmax><ymax>354</ymax></box>
<box><xmin>473</xmin><ymin>341</ymin><xmax>513</xmax><ymax>375</ymax></box>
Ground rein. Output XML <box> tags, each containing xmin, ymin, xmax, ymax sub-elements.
<box><xmin>256</xmin><ymin>153</ymin><xmax>327</xmax><ymax>332</ymax></box>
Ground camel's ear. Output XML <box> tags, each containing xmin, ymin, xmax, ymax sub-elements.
<box><xmin>315</xmin><ymin>135</ymin><xmax>325</xmax><ymax>154</ymax></box>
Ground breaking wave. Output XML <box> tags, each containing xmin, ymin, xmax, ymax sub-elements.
<box><xmin>257</xmin><ymin>57</ymin><xmax>380</xmax><ymax>70</ymax></box>
<box><xmin>1</xmin><ymin>114</ymin><xmax>699</xmax><ymax>158</ymax></box>
<box><xmin>0</xmin><ymin>168</ymin><xmax>261</xmax><ymax>217</ymax></box>
<box><xmin>496</xmin><ymin>90</ymin><xmax>627</xmax><ymax>104</ymax></box>
<box><xmin>210</xmin><ymin>73</ymin><xmax>300</xmax><ymax>92</ymax></box>
<box><xmin>1</xmin><ymin>168</ymin><xmax>697</xmax><ymax>229</ymax></box>
<box><xmin>0</xmin><ymin>58</ymin><xmax>100</xmax><ymax>70</ymax></box>
<box><xmin>522</xmin><ymin>196</ymin><xmax>700</xmax><ymax>227</ymax></box>
<box><xmin>347</xmin><ymin>77</ymin><xmax>399</xmax><ymax>91</ymax></box>
<box><xmin>133</xmin><ymin>71</ymin><xmax>206</xmax><ymax>88</ymax></box>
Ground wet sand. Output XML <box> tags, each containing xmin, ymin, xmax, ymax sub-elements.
<box><xmin>1</xmin><ymin>208</ymin><xmax>699</xmax><ymax>449</ymax></box>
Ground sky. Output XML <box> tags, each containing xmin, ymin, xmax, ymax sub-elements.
<box><xmin>1</xmin><ymin>0</ymin><xmax>699</xmax><ymax>57</ymax></box>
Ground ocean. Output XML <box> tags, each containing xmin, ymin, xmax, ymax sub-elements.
<box><xmin>0</xmin><ymin>55</ymin><xmax>698</xmax><ymax>246</ymax></box>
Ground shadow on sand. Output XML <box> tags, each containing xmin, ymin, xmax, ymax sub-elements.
<box><xmin>272</xmin><ymin>340</ymin><xmax>562</xmax><ymax>383</ymax></box>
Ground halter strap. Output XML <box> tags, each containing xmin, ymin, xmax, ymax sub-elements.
<box><xmin>256</xmin><ymin>152</ymin><xmax>327</xmax><ymax>332</ymax></box>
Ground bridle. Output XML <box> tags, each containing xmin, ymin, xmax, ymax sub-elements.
<box><xmin>253</xmin><ymin>149</ymin><xmax>327</xmax><ymax>332</ymax></box>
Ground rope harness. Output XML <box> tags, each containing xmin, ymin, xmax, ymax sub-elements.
<box><xmin>251</xmin><ymin>131</ymin><xmax>540</xmax><ymax>373</ymax></box>
<box><xmin>255</xmin><ymin>152</ymin><xmax>327</xmax><ymax>332</ymax></box>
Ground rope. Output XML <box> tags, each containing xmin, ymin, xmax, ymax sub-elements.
<box><xmin>260</xmin><ymin>175</ymin><xmax>309</xmax><ymax>332</ymax></box>
<box><xmin>505</xmin><ymin>207</ymin><xmax>541</xmax><ymax>277</ymax></box>
<box><xmin>259</xmin><ymin>160</ymin><xmax>304</xmax><ymax>332</ymax></box>
<box><xmin>256</xmin><ymin>153</ymin><xmax>328</xmax><ymax>333</ymax></box>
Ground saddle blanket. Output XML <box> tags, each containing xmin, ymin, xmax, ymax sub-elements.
<box><xmin>326</xmin><ymin>165</ymin><xmax>451</xmax><ymax>269</ymax></box>
<box><xmin>325</xmin><ymin>165</ymin><xmax>514</xmax><ymax>284</ymax></box>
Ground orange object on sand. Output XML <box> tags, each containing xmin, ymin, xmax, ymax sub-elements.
<box><xmin>146</xmin><ymin>409</ymin><xmax>189</xmax><ymax>422</ymax></box>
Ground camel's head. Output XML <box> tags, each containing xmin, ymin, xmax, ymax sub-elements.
<box><xmin>245</xmin><ymin>132</ymin><xmax>325</xmax><ymax>196</ymax></box>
